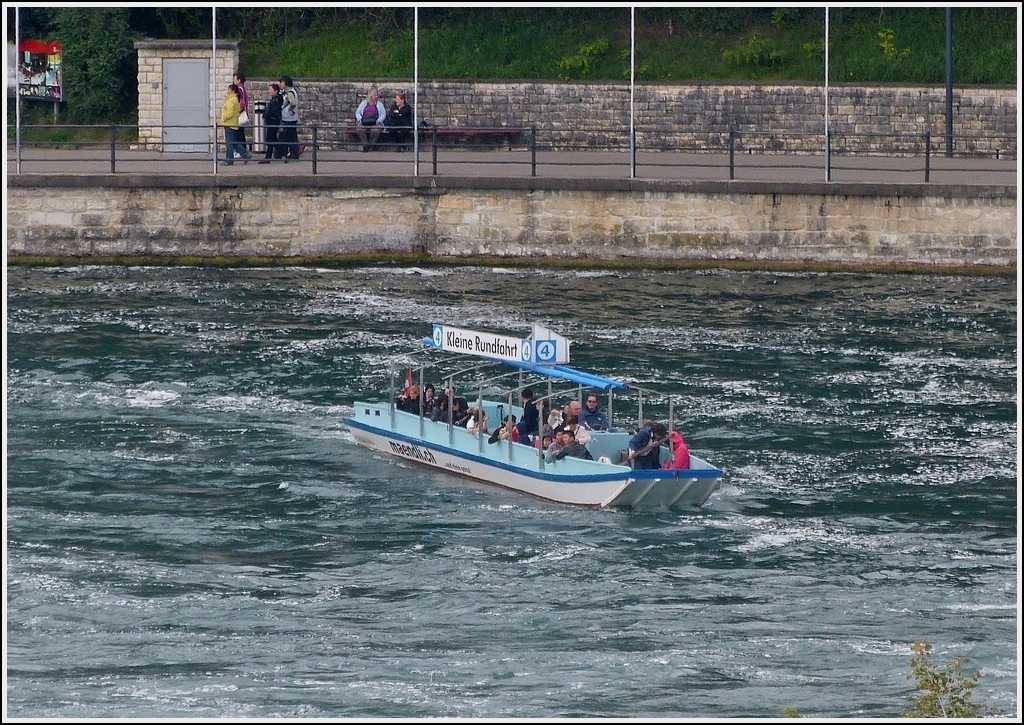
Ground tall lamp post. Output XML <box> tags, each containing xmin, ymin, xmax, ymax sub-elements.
<box><xmin>629</xmin><ymin>7</ymin><xmax>636</xmax><ymax>179</ymax></box>
<box><xmin>824</xmin><ymin>7</ymin><xmax>830</xmax><ymax>182</ymax></box>
<box><xmin>945</xmin><ymin>7</ymin><xmax>953</xmax><ymax>157</ymax></box>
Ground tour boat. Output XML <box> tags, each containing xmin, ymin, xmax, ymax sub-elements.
<box><xmin>345</xmin><ymin>324</ymin><xmax>724</xmax><ymax>510</ymax></box>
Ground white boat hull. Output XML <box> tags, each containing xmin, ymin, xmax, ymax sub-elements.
<box><xmin>346</xmin><ymin>403</ymin><xmax>722</xmax><ymax>510</ymax></box>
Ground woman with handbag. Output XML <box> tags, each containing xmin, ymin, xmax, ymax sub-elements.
<box><xmin>219</xmin><ymin>83</ymin><xmax>251</xmax><ymax>165</ymax></box>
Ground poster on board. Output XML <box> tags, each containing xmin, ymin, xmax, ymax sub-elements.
<box><xmin>18</xmin><ymin>39</ymin><xmax>63</xmax><ymax>102</ymax></box>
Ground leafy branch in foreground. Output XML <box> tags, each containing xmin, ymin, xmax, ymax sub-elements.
<box><xmin>781</xmin><ymin>640</ymin><xmax>1001</xmax><ymax>718</ymax></box>
<box><xmin>902</xmin><ymin>640</ymin><xmax>1000</xmax><ymax>718</ymax></box>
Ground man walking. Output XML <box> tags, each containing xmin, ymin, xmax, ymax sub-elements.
<box><xmin>279</xmin><ymin>76</ymin><xmax>300</xmax><ymax>161</ymax></box>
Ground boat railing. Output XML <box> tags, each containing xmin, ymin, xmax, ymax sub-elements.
<box><xmin>382</xmin><ymin>344</ymin><xmax>699</xmax><ymax>463</ymax></box>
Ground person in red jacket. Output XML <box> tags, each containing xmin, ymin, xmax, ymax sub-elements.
<box><xmin>663</xmin><ymin>429</ymin><xmax>691</xmax><ymax>470</ymax></box>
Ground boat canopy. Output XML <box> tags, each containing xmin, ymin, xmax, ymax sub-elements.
<box><xmin>419</xmin><ymin>336</ymin><xmax>628</xmax><ymax>391</ymax></box>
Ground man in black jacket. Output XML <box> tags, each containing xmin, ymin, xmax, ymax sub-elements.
<box><xmin>258</xmin><ymin>83</ymin><xmax>285</xmax><ymax>163</ymax></box>
<box><xmin>546</xmin><ymin>428</ymin><xmax>594</xmax><ymax>463</ymax></box>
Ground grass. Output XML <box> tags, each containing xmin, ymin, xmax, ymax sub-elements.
<box><xmin>239</xmin><ymin>7</ymin><xmax>1016</xmax><ymax>85</ymax></box>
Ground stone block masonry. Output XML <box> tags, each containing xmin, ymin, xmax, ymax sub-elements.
<box><xmin>251</xmin><ymin>79</ymin><xmax>1016</xmax><ymax>156</ymax></box>
<box><xmin>6</xmin><ymin>176</ymin><xmax>1016</xmax><ymax>272</ymax></box>
<box><xmin>131</xmin><ymin>42</ymin><xmax>1015</xmax><ymax>156</ymax></box>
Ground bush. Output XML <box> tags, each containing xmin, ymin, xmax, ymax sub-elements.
<box><xmin>903</xmin><ymin>641</ymin><xmax>1000</xmax><ymax>718</ymax></box>
<box><xmin>55</xmin><ymin>7</ymin><xmax>136</xmax><ymax>123</ymax></box>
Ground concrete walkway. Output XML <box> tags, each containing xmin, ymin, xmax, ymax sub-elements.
<box><xmin>6</xmin><ymin>146</ymin><xmax>1018</xmax><ymax>187</ymax></box>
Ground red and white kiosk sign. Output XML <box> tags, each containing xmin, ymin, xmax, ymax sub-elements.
<box><xmin>18</xmin><ymin>39</ymin><xmax>63</xmax><ymax>102</ymax></box>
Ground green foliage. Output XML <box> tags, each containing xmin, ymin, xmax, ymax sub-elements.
<box><xmin>781</xmin><ymin>706</ymin><xmax>802</xmax><ymax>717</ymax></box>
<box><xmin>54</xmin><ymin>7</ymin><xmax>136</xmax><ymax>123</ymax></box>
<box><xmin>902</xmin><ymin>641</ymin><xmax>1000</xmax><ymax>718</ymax></box>
<box><xmin>877</xmin><ymin>28</ymin><xmax>910</xmax><ymax>61</ymax></box>
<box><xmin>557</xmin><ymin>38</ymin><xmax>611</xmax><ymax>79</ymax></box>
<box><xmin>771</xmin><ymin>8</ymin><xmax>803</xmax><ymax>29</ymax></box>
<box><xmin>722</xmin><ymin>34</ymin><xmax>786</xmax><ymax>70</ymax></box>
<box><xmin>8</xmin><ymin>6</ymin><xmax>1016</xmax><ymax>102</ymax></box>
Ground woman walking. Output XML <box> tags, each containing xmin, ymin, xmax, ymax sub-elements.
<box><xmin>220</xmin><ymin>83</ymin><xmax>251</xmax><ymax>166</ymax></box>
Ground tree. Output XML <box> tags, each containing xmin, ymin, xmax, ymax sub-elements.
<box><xmin>55</xmin><ymin>7</ymin><xmax>136</xmax><ymax>123</ymax></box>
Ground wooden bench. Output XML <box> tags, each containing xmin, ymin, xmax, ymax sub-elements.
<box><xmin>344</xmin><ymin>125</ymin><xmax>524</xmax><ymax>151</ymax></box>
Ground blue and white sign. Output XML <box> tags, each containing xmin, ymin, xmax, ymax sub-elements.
<box><xmin>529</xmin><ymin>324</ymin><xmax>570</xmax><ymax>364</ymax></box>
<box><xmin>431</xmin><ymin>324</ymin><xmax>524</xmax><ymax>364</ymax></box>
<box><xmin>534</xmin><ymin>339</ymin><xmax>557</xmax><ymax>363</ymax></box>
<box><xmin>428</xmin><ymin>324</ymin><xmax>571</xmax><ymax>365</ymax></box>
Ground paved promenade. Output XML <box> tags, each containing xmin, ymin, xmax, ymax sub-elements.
<box><xmin>6</xmin><ymin>146</ymin><xmax>1017</xmax><ymax>187</ymax></box>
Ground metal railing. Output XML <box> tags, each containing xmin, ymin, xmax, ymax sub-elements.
<box><xmin>6</xmin><ymin>122</ymin><xmax>1017</xmax><ymax>185</ymax></box>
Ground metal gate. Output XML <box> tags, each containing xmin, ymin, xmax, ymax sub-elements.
<box><xmin>162</xmin><ymin>58</ymin><xmax>209</xmax><ymax>153</ymax></box>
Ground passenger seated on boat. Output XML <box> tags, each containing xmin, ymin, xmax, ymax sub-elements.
<box><xmin>488</xmin><ymin>414</ymin><xmax>517</xmax><ymax>444</ymax></box>
<box><xmin>465</xmin><ymin>405</ymin><xmax>488</xmax><ymax>434</ymax></box>
<box><xmin>432</xmin><ymin>386</ymin><xmax>469</xmax><ymax>425</ymax></box>
<box><xmin>397</xmin><ymin>384</ymin><xmax>421</xmax><ymax>414</ymax></box>
<box><xmin>421</xmin><ymin>383</ymin><xmax>437</xmax><ymax>418</ymax></box>
<box><xmin>533</xmin><ymin>424</ymin><xmax>555</xmax><ymax>450</ymax></box>
<box><xmin>545</xmin><ymin>429</ymin><xmax>594</xmax><ymax>463</ymax></box>
<box><xmin>555</xmin><ymin>412</ymin><xmax>592</xmax><ymax>448</ymax></box>
<box><xmin>513</xmin><ymin>387</ymin><xmax>540</xmax><ymax>445</ymax></box>
<box><xmin>628</xmin><ymin>422</ymin><xmax>668</xmax><ymax>469</ymax></box>
<box><xmin>579</xmin><ymin>393</ymin><xmax>610</xmax><ymax>431</ymax></box>
<box><xmin>662</xmin><ymin>430</ymin><xmax>691</xmax><ymax>470</ymax></box>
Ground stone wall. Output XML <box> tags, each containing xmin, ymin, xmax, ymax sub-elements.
<box><xmin>7</xmin><ymin>177</ymin><xmax>1016</xmax><ymax>270</ymax></box>
<box><xmin>247</xmin><ymin>78</ymin><xmax>1017</xmax><ymax>156</ymax></box>
<box><xmin>131</xmin><ymin>43</ymin><xmax>1015</xmax><ymax>156</ymax></box>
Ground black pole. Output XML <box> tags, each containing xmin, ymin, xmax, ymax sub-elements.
<box><xmin>431</xmin><ymin>128</ymin><xmax>438</xmax><ymax>175</ymax></box>
<box><xmin>311</xmin><ymin>124</ymin><xmax>318</xmax><ymax>175</ymax></box>
<box><xmin>728</xmin><ymin>128</ymin><xmax>735</xmax><ymax>180</ymax></box>
<box><xmin>945</xmin><ymin>7</ymin><xmax>953</xmax><ymax>158</ymax></box>
<box><xmin>925</xmin><ymin>131</ymin><xmax>931</xmax><ymax>183</ymax></box>
<box><xmin>530</xmin><ymin>126</ymin><xmax>537</xmax><ymax>177</ymax></box>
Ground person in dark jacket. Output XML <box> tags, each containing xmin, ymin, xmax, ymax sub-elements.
<box><xmin>384</xmin><ymin>91</ymin><xmax>413</xmax><ymax>151</ymax></box>
<box><xmin>546</xmin><ymin>428</ymin><xmax>594</xmax><ymax>463</ymax></box>
<box><xmin>513</xmin><ymin>387</ymin><xmax>540</xmax><ymax>445</ymax></box>
<box><xmin>258</xmin><ymin>83</ymin><xmax>284</xmax><ymax>163</ymax></box>
<box><xmin>628</xmin><ymin>422</ymin><xmax>667</xmax><ymax>469</ymax></box>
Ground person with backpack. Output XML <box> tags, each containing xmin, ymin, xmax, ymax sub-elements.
<box><xmin>278</xmin><ymin>76</ymin><xmax>300</xmax><ymax>160</ymax></box>
<box><xmin>355</xmin><ymin>88</ymin><xmax>387</xmax><ymax>152</ymax></box>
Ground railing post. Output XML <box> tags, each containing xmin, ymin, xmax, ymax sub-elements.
<box><xmin>110</xmin><ymin>123</ymin><xmax>117</xmax><ymax>174</ymax></box>
<box><xmin>530</xmin><ymin>126</ymin><xmax>537</xmax><ymax>177</ymax></box>
<box><xmin>728</xmin><ymin>129</ymin><xmax>735</xmax><ymax>181</ymax></box>
<box><xmin>630</xmin><ymin>126</ymin><xmax>636</xmax><ymax>179</ymax></box>
<box><xmin>826</xmin><ymin>128</ymin><xmax>832</xmax><ymax>182</ymax></box>
<box><xmin>311</xmin><ymin>124</ymin><xmax>318</xmax><ymax>175</ymax></box>
<box><xmin>431</xmin><ymin>127</ymin><xmax>438</xmax><ymax>175</ymax></box>
<box><xmin>924</xmin><ymin>130</ymin><xmax>931</xmax><ymax>183</ymax></box>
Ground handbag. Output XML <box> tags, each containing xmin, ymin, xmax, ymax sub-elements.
<box><xmin>238</xmin><ymin>109</ymin><xmax>250</xmax><ymax>127</ymax></box>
